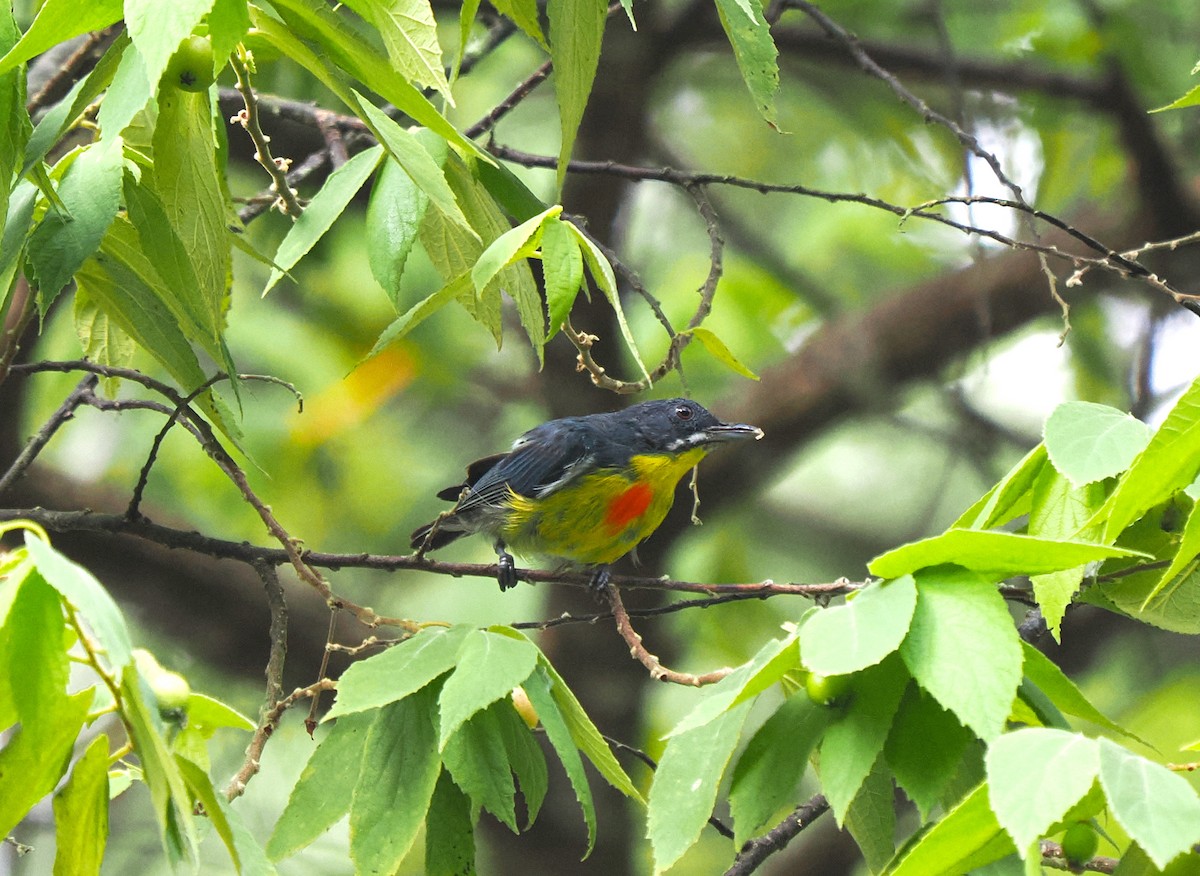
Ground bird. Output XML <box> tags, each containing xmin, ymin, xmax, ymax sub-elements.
<box><xmin>410</xmin><ymin>398</ymin><xmax>763</xmax><ymax>591</ymax></box>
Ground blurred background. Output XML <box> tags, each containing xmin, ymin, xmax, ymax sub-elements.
<box><xmin>5</xmin><ymin>0</ymin><xmax>1200</xmax><ymax>872</ymax></box>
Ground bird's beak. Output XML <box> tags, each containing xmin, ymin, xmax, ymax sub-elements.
<box><xmin>700</xmin><ymin>422</ymin><xmax>764</xmax><ymax>444</ymax></box>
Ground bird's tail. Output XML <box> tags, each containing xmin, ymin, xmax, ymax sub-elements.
<box><xmin>410</xmin><ymin>520</ymin><xmax>466</xmax><ymax>552</ymax></box>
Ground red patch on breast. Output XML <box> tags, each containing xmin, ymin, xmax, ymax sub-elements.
<box><xmin>604</xmin><ymin>482</ymin><xmax>654</xmax><ymax>533</ymax></box>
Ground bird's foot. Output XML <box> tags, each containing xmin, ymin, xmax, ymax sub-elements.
<box><xmin>495</xmin><ymin>543</ymin><xmax>518</xmax><ymax>591</ymax></box>
<box><xmin>588</xmin><ymin>565</ymin><xmax>612</xmax><ymax>599</ymax></box>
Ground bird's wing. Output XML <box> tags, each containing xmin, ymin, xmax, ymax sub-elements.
<box><xmin>452</xmin><ymin>426</ymin><xmax>594</xmax><ymax>513</ymax></box>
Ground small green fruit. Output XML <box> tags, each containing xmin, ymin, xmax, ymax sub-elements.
<box><xmin>133</xmin><ymin>648</ymin><xmax>192</xmax><ymax>714</ymax></box>
<box><xmin>805</xmin><ymin>672</ymin><xmax>852</xmax><ymax>706</ymax></box>
<box><xmin>163</xmin><ymin>35</ymin><xmax>215</xmax><ymax>93</ymax></box>
<box><xmin>1060</xmin><ymin>822</ymin><xmax>1098</xmax><ymax>865</ymax></box>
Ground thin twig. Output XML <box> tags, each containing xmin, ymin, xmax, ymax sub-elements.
<box><xmin>724</xmin><ymin>794</ymin><xmax>830</xmax><ymax>875</ymax></box>
<box><xmin>604</xmin><ymin>580</ymin><xmax>732</xmax><ymax>686</ymax></box>
<box><xmin>229</xmin><ymin>47</ymin><xmax>304</xmax><ymax>218</ymax></box>
<box><xmin>0</xmin><ymin>374</ymin><xmax>97</xmax><ymax>495</ymax></box>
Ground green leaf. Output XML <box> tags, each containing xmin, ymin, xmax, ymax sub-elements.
<box><xmin>0</xmin><ymin>688</ymin><xmax>93</xmax><ymax>837</ymax></box>
<box><xmin>475</xmin><ymin>158</ymin><xmax>546</xmax><ymax>222</ymax></box>
<box><xmin>1027</xmin><ymin>466</ymin><xmax>1107</xmax><ymax>639</ymax></box>
<box><xmin>1098</xmin><ymin>738</ymin><xmax>1200</xmax><ymax>869</ymax></box>
<box><xmin>364</xmin><ymin>272</ymin><xmax>473</xmax><ymax>360</ymax></box>
<box><xmin>686</xmin><ymin>326</ymin><xmax>760</xmax><ymax>380</ymax></box>
<box><xmin>366</xmin><ymin>152</ymin><xmax>429</xmax><ymax>304</ymax></box>
<box><xmin>125</xmin><ymin>0</ymin><xmax>214</xmax><ymax>90</ymax></box>
<box><xmin>953</xmin><ymin>444</ymin><xmax>1048</xmax><ymax>530</ymax></box>
<box><xmin>521</xmin><ymin>665</ymin><xmax>597</xmax><ymax>856</ymax></box>
<box><xmin>898</xmin><ymin>567</ymin><xmax>1022</xmax><ymax>741</ymax></box>
<box><xmin>1098</xmin><ymin>376</ymin><xmax>1200</xmax><ymax>541</ymax></box>
<box><xmin>547</xmin><ymin>0</ymin><xmax>605</xmax><ymax>191</ymax></box>
<box><xmin>120</xmin><ymin>665</ymin><xmax>198</xmax><ymax>864</ymax></box>
<box><xmin>541</xmin><ymin>218</ymin><xmax>583</xmax><ymax>339</ymax></box>
<box><xmin>985</xmin><ymin>728</ymin><xmax>1099</xmax><ymax>854</ymax></box>
<box><xmin>1043</xmin><ymin>401</ymin><xmax>1152</xmax><ymax>487</ymax></box>
<box><xmin>150</xmin><ymin>88</ymin><xmax>233</xmax><ymax>346</ymax></box>
<box><xmin>0</xmin><ymin>0</ymin><xmax>122</xmax><ymax>76</ymax></box>
<box><xmin>884</xmin><ymin>684</ymin><xmax>973</xmax><ymax>821</ymax></box>
<box><xmin>801</xmin><ymin>575</ymin><xmax>917</xmax><ymax>676</ymax></box>
<box><xmin>845</xmin><ymin>756</ymin><xmax>896</xmax><ymax>874</ymax></box>
<box><xmin>667</xmin><ymin>633</ymin><xmax>799</xmax><ymax>737</ymax></box>
<box><xmin>25</xmin><ymin>532</ymin><xmax>132</xmax><ymax>671</ymax></box>
<box><xmin>438</xmin><ymin>628</ymin><xmax>539</xmax><ymax>747</ymax></box>
<box><xmin>471</xmin><ymin>204</ymin><xmax>561</xmax><ymax>296</ymax></box>
<box><xmin>327</xmin><ymin>625</ymin><xmax>471</xmax><ymax>719</ymax></box>
<box><xmin>74</xmin><ymin>286</ymin><xmax>135</xmax><ymax>385</ymax></box>
<box><xmin>868</xmin><ymin>529</ymin><xmax>1147</xmax><ymax>580</ymax></box>
<box><xmin>6</xmin><ymin>566</ymin><xmax>68</xmax><ymax>730</ymax></box>
<box><xmin>1141</xmin><ymin>497</ymin><xmax>1200</xmax><ymax>609</ymax></box>
<box><xmin>1019</xmin><ymin>642</ymin><xmax>1137</xmax><ymax>742</ymax></box>
<box><xmin>340</xmin><ymin>0</ymin><xmax>451</xmax><ymax>100</ymax></box>
<box><xmin>492</xmin><ymin>627</ymin><xmax>641</xmax><ymax>803</ymax></box>
<box><xmin>0</xmin><ymin>3</ymin><xmax>29</xmax><ymax>222</ymax></box>
<box><xmin>565</xmin><ymin>221</ymin><xmax>651</xmax><ymax>383</ymax></box>
<box><xmin>442</xmin><ymin>702</ymin><xmax>518</xmax><ymax>831</ymax></box>
<box><xmin>711</xmin><ymin>0</ymin><xmax>780</xmax><ymax>126</ymax></box>
<box><xmin>1151</xmin><ymin>83</ymin><xmax>1200</xmax><ymax>113</ymax></box>
<box><xmin>186</xmin><ymin>692</ymin><xmax>255</xmax><ymax>736</ymax></box>
<box><xmin>496</xmin><ymin>694</ymin><xmax>548</xmax><ymax>827</ymax></box>
<box><xmin>208</xmin><ymin>0</ymin><xmax>251</xmax><ymax>73</ymax></box>
<box><xmin>96</xmin><ymin>35</ymin><xmax>151</xmax><ymax>142</ymax></box>
<box><xmin>729</xmin><ymin>694</ymin><xmax>827</xmax><ymax>846</ymax></box>
<box><xmin>648</xmin><ymin>702</ymin><xmax>752</xmax><ymax>873</ymax></box>
<box><xmin>176</xmin><ymin>755</ymin><xmax>242</xmax><ymax>873</ymax></box>
<box><xmin>267</xmin><ymin>710</ymin><xmax>376</xmax><ymax>861</ymax></box>
<box><xmin>52</xmin><ymin>733</ymin><xmax>110</xmax><ymax>876</ymax></box>
<box><xmin>350</xmin><ymin>686</ymin><xmax>443</xmax><ymax>874</ymax></box>
<box><xmin>883</xmin><ymin>783</ymin><xmax>1016</xmax><ymax>876</ymax></box>
<box><xmin>27</xmin><ymin>140</ymin><xmax>123</xmax><ymax>308</ymax></box>
<box><xmin>353</xmin><ymin>90</ymin><xmax>475</xmax><ymax>232</ymax></box>
<box><xmin>490</xmin><ymin>0</ymin><xmax>546</xmax><ymax>49</ymax></box>
<box><xmin>818</xmin><ymin>654</ymin><xmax>909</xmax><ymax>825</ymax></box>
<box><xmin>425</xmin><ymin>771</ymin><xmax>477</xmax><ymax>876</ymax></box>
<box><xmin>263</xmin><ymin>145</ymin><xmax>385</xmax><ymax>295</ymax></box>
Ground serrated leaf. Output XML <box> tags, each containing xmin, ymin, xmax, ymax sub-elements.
<box><xmin>648</xmin><ymin>701</ymin><xmax>752</xmax><ymax>874</ymax></box>
<box><xmin>667</xmin><ymin>633</ymin><xmax>798</xmax><ymax>737</ymax></box>
<box><xmin>565</xmin><ymin>222</ymin><xmax>651</xmax><ymax>383</ymax></box>
<box><xmin>125</xmin><ymin>0</ymin><xmax>214</xmax><ymax>90</ymax></box>
<box><xmin>353</xmin><ymin>93</ymin><xmax>476</xmax><ymax>235</ymax></box>
<box><xmin>0</xmin><ymin>0</ymin><xmax>122</xmax><ymax>76</ymax></box>
<box><xmin>801</xmin><ymin>575</ymin><xmax>916</xmax><ymax>676</ymax></box>
<box><xmin>688</xmin><ymin>326</ymin><xmax>760</xmax><ymax>380</ymax></box>
<box><xmin>208</xmin><ymin>0</ymin><xmax>251</xmax><ymax>74</ymax></box>
<box><xmin>365</xmin><ymin>272</ymin><xmax>473</xmax><ymax>360</ymax></box>
<box><xmin>884</xmin><ymin>684</ymin><xmax>973</xmax><ymax>821</ymax></box>
<box><xmin>712</xmin><ymin>0</ymin><xmax>779</xmax><ymax>126</ymax></box>
<box><xmin>496</xmin><ymin>697</ymin><xmax>547</xmax><ymax>827</ymax></box>
<box><xmin>52</xmin><ymin>733</ymin><xmax>110</xmax><ymax>876</ymax></box>
<box><xmin>898</xmin><ymin>567</ymin><xmax>1022</xmax><ymax>741</ymax></box>
<box><xmin>425</xmin><ymin>771</ymin><xmax>476</xmax><ymax>876</ymax></box>
<box><xmin>490</xmin><ymin>627</ymin><xmax>641</xmax><ymax>803</ymax></box>
<box><xmin>1044</xmin><ymin>402</ymin><xmax>1152</xmax><ymax>487</ymax></box>
<box><xmin>366</xmin><ymin>153</ymin><xmax>429</xmax><ymax>304</ymax></box>
<box><xmin>6</xmin><ymin>566</ymin><xmax>68</xmax><ymax>730</ymax></box>
<box><xmin>547</xmin><ymin>0</ymin><xmax>605</xmax><ymax>191</ymax></box>
<box><xmin>1019</xmin><ymin>642</ymin><xmax>1138</xmax><ymax>742</ymax></box>
<box><xmin>248</xmin><ymin>3</ymin><xmax>484</xmax><ymax>161</ymax></box>
<box><xmin>1098</xmin><ymin>376</ymin><xmax>1200</xmax><ymax>541</ymax></box>
<box><xmin>985</xmin><ymin>728</ymin><xmax>1099</xmax><ymax>854</ymax></box>
<box><xmin>350</xmin><ymin>687</ymin><xmax>443</xmax><ymax>874</ymax></box>
<box><xmin>845</xmin><ymin>756</ymin><xmax>896</xmax><ymax>874</ymax></box>
<box><xmin>954</xmin><ymin>444</ymin><xmax>1048</xmax><ymax>530</ymax></box>
<box><xmin>521</xmin><ymin>665</ymin><xmax>596</xmax><ymax>856</ymax></box>
<box><xmin>27</xmin><ymin>140</ymin><xmax>123</xmax><ymax>308</ymax></box>
<box><xmin>818</xmin><ymin>654</ymin><xmax>909</xmax><ymax>825</ymax></box>
<box><xmin>883</xmin><ymin>783</ymin><xmax>1015</xmax><ymax>876</ymax></box>
<box><xmin>74</xmin><ymin>286</ymin><xmax>135</xmax><ymax>387</ymax></box>
<box><xmin>471</xmin><ymin>204</ymin><xmax>561</xmax><ymax>296</ymax></box>
<box><xmin>1098</xmin><ymin>738</ymin><xmax>1200</xmax><ymax>869</ymax></box>
<box><xmin>442</xmin><ymin>702</ymin><xmax>518</xmax><ymax>831</ymax></box>
<box><xmin>0</xmin><ymin>4</ymin><xmax>28</xmax><ymax>224</ymax></box>
<box><xmin>263</xmin><ymin>145</ymin><xmax>384</xmax><ymax>295</ymax></box>
<box><xmin>490</xmin><ymin>0</ymin><xmax>546</xmax><ymax>48</ymax></box>
<box><xmin>1151</xmin><ymin>83</ymin><xmax>1200</xmax><ymax>113</ymax></box>
<box><xmin>340</xmin><ymin>0</ymin><xmax>452</xmax><ymax>100</ymax></box>
<box><xmin>24</xmin><ymin>533</ymin><xmax>132</xmax><ymax>671</ymax></box>
<box><xmin>729</xmin><ymin>694</ymin><xmax>826</xmax><ymax>846</ymax></box>
<box><xmin>267</xmin><ymin>710</ymin><xmax>375</xmax><ymax>861</ymax></box>
<box><xmin>541</xmin><ymin>218</ymin><xmax>583</xmax><ymax>339</ymax></box>
<box><xmin>326</xmin><ymin>625</ymin><xmax>471</xmax><ymax>720</ymax></box>
<box><xmin>868</xmin><ymin>529</ymin><xmax>1147</xmax><ymax>580</ymax></box>
<box><xmin>176</xmin><ymin>755</ymin><xmax>243</xmax><ymax>873</ymax></box>
<box><xmin>438</xmin><ymin>629</ymin><xmax>538</xmax><ymax>747</ymax></box>
<box><xmin>186</xmin><ymin>692</ymin><xmax>255</xmax><ymax>736</ymax></box>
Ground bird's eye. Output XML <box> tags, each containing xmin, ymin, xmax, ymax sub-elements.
<box><xmin>675</xmin><ymin>404</ymin><xmax>693</xmax><ymax>420</ymax></box>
